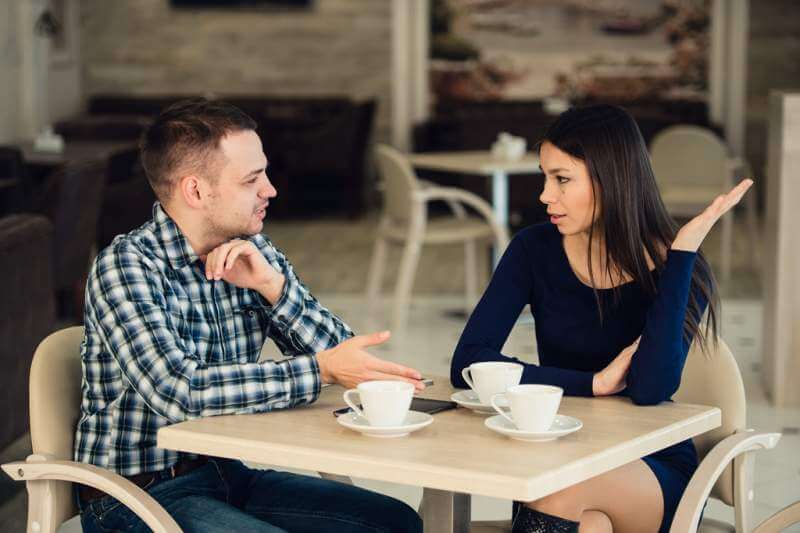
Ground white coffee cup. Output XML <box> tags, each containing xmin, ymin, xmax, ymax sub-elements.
<box><xmin>342</xmin><ymin>380</ymin><xmax>414</xmax><ymax>427</ymax></box>
<box><xmin>491</xmin><ymin>384</ymin><xmax>563</xmax><ymax>432</ymax></box>
<box><xmin>461</xmin><ymin>362</ymin><xmax>523</xmax><ymax>405</ymax></box>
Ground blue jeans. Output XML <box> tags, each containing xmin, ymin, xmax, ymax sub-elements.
<box><xmin>77</xmin><ymin>458</ymin><xmax>422</xmax><ymax>532</ymax></box>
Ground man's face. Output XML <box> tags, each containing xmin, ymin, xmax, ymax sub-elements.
<box><xmin>203</xmin><ymin>129</ymin><xmax>277</xmax><ymax>239</ymax></box>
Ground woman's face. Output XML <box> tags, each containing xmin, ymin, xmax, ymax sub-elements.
<box><xmin>538</xmin><ymin>141</ymin><xmax>599</xmax><ymax>236</ymax></box>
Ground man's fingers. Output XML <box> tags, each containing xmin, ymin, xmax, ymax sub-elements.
<box><xmin>224</xmin><ymin>241</ymin><xmax>253</xmax><ymax>271</ymax></box>
<box><xmin>369</xmin><ymin>358</ymin><xmax>422</xmax><ymax>381</ymax></box>
<box><xmin>352</xmin><ymin>330</ymin><xmax>391</xmax><ymax>348</ymax></box>
<box><xmin>369</xmin><ymin>371</ymin><xmax>425</xmax><ymax>391</ymax></box>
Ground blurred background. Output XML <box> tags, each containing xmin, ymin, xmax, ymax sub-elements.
<box><xmin>1</xmin><ymin>0</ymin><xmax>798</xmax><ymax>530</ymax></box>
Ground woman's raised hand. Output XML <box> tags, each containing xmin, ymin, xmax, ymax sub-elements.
<box><xmin>671</xmin><ymin>179</ymin><xmax>754</xmax><ymax>252</ymax></box>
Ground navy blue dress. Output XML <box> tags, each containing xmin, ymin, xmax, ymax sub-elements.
<box><xmin>451</xmin><ymin>223</ymin><xmax>706</xmax><ymax>533</ymax></box>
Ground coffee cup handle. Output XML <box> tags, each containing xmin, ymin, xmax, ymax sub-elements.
<box><xmin>490</xmin><ymin>393</ymin><xmax>515</xmax><ymax>426</ymax></box>
<box><xmin>342</xmin><ymin>390</ymin><xmax>365</xmax><ymax>419</ymax></box>
<box><xmin>461</xmin><ymin>367</ymin><xmax>475</xmax><ymax>390</ymax></box>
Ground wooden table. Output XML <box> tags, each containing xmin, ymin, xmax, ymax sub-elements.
<box><xmin>158</xmin><ymin>378</ymin><xmax>720</xmax><ymax>533</ymax></box>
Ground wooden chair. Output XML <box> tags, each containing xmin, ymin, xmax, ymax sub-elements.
<box><xmin>366</xmin><ymin>144</ymin><xmax>509</xmax><ymax>334</ymax></box>
<box><xmin>1</xmin><ymin>327</ymin><xmax>180</xmax><ymax>532</ymax></box>
<box><xmin>471</xmin><ymin>338</ymin><xmax>789</xmax><ymax>533</ymax></box>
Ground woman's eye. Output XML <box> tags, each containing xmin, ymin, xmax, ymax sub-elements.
<box><xmin>556</xmin><ymin>175</ymin><xmax>570</xmax><ymax>184</ymax></box>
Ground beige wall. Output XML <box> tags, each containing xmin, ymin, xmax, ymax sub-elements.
<box><xmin>79</xmin><ymin>0</ymin><xmax>393</xmax><ymax>140</ymax></box>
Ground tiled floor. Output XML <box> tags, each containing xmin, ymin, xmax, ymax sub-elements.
<box><xmin>1</xmin><ymin>214</ymin><xmax>797</xmax><ymax>531</ymax></box>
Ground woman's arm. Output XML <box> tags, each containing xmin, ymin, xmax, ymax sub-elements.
<box><xmin>625</xmin><ymin>251</ymin><xmax>709</xmax><ymax>405</ymax></box>
<box><xmin>625</xmin><ymin>179</ymin><xmax>752</xmax><ymax>405</ymax></box>
<box><xmin>450</xmin><ymin>231</ymin><xmax>595</xmax><ymax>397</ymax></box>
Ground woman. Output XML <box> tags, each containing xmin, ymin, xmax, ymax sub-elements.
<box><xmin>450</xmin><ymin>105</ymin><xmax>752</xmax><ymax>533</ymax></box>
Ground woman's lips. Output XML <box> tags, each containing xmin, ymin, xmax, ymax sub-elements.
<box><xmin>550</xmin><ymin>214</ymin><xmax>565</xmax><ymax>223</ymax></box>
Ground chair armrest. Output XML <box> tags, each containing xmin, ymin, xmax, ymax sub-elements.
<box><xmin>417</xmin><ymin>180</ymin><xmax>468</xmax><ymax>218</ymax></box>
<box><xmin>2</xmin><ymin>454</ymin><xmax>181</xmax><ymax>533</ymax></box>
<box><xmin>415</xmin><ymin>186</ymin><xmax>510</xmax><ymax>250</ymax></box>
<box><xmin>753</xmin><ymin>501</ymin><xmax>800</xmax><ymax>533</ymax></box>
<box><xmin>669</xmin><ymin>431</ymin><xmax>781</xmax><ymax>533</ymax></box>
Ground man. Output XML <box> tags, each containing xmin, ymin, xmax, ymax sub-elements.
<box><xmin>74</xmin><ymin>98</ymin><xmax>424</xmax><ymax>532</ymax></box>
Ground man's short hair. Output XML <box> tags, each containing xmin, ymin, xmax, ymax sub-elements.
<box><xmin>140</xmin><ymin>98</ymin><xmax>257</xmax><ymax>201</ymax></box>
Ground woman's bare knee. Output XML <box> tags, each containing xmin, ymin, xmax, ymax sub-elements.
<box><xmin>579</xmin><ymin>510</ymin><xmax>613</xmax><ymax>533</ymax></box>
<box><xmin>527</xmin><ymin>487</ymin><xmax>585</xmax><ymax>521</ymax></box>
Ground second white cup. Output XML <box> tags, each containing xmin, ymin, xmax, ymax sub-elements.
<box><xmin>343</xmin><ymin>380</ymin><xmax>414</xmax><ymax>427</ymax></box>
<box><xmin>461</xmin><ymin>361</ymin><xmax>523</xmax><ymax>405</ymax></box>
<box><xmin>491</xmin><ymin>384</ymin><xmax>563</xmax><ymax>432</ymax></box>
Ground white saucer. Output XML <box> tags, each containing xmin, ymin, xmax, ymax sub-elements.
<box><xmin>485</xmin><ymin>414</ymin><xmax>583</xmax><ymax>442</ymax></box>
<box><xmin>337</xmin><ymin>410</ymin><xmax>434</xmax><ymax>438</ymax></box>
<box><xmin>450</xmin><ymin>390</ymin><xmax>508</xmax><ymax>414</ymax></box>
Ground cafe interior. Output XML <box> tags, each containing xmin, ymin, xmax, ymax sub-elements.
<box><xmin>1</xmin><ymin>0</ymin><xmax>799</xmax><ymax>531</ymax></box>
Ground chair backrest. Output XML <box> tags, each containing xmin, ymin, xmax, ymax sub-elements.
<box><xmin>674</xmin><ymin>337</ymin><xmax>746</xmax><ymax>506</ymax></box>
<box><xmin>649</xmin><ymin>125</ymin><xmax>730</xmax><ymax>189</ymax></box>
<box><xmin>0</xmin><ymin>146</ymin><xmax>32</xmax><ymax>214</ymax></box>
<box><xmin>29</xmin><ymin>326</ymin><xmax>85</xmax><ymax>525</ymax></box>
<box><xmin>39</xmin><ymin>160</ymin><xmax>106</xmax><ymax>290</ymax></box>
<box><xmin>374</xmin><ymin>144</ymin><xmax>422</xmax><ymax>224</ymax></box>
<box><xmin>0</xmin><ymin>215</ymin><xmax>55</xmax><ymax>451</ymax></box>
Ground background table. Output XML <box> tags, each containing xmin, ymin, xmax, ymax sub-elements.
<box><xmin>158</xmin><ymin>378</ymin><xmax>720</xmax><ymax>533</ymax></box>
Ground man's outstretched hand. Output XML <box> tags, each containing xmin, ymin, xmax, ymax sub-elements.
<box><xmin>317</xmin><ymin>331</ymin><xmax>425</xmax><ymax>391</ymax></box>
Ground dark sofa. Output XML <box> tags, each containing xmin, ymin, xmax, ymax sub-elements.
<box><xmin>0</xmin><ymin>215</ymin><xmax>55</xmax><ymax>451</ymax></box>
<box><xmin>56</xmin><ymin>94</ymin><xmax>377</xmax><ymax>218</ymax></box>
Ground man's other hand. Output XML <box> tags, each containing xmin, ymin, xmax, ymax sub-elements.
<box><xmin>201</xmin><ymin>239</ymin><xmax>285</xmax><ymax>303</ymax></box>
<box><xmin>316</xmin><ymin>331</ymin><xmax>425</xmax><ymax>391</ymax></box>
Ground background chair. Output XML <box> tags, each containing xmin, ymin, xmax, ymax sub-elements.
<box><xmin>36</xmin><ymin>160</ymin><xmax>107</xmax><ymax>319</ymax></box>
<box><xmin>97</xmin><ymin>147</ymin><xmax>155</xmax><ymax>250</ymax></box>
<box><xmin>649</xmin><ymin>125</ymin><xmax>758</xmax><ymax>284</ymax></box>
<box><xmin>0</xmin><ymin>146</ymin><xmax>33</xmax><ymax>216</ymax></box>
<box><xmin>0</xmin><ymin>215</ymin><xmax>55</xmax><ymax>453</ymax></box>
<box><xmin>1</xmin><ymin>327</ymin><xmax>180</xmax><ymax>533</ymax></box>
<box><xmin>472</xmin><ymin>338</ymin><xmax>789</xmax><ymax>533</ymax></box>
<box><xmin>365</xmin><ymin>144</ymin><xmax>509</xmax><ymax>334</ymax></box>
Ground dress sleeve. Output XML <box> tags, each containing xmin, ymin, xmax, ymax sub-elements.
<box><xmin>450</xmin><ymin>231</ymin><xmax>595</xmax><ymax>396</ymax></box>
<box><xmin>625</xmin><ymin>250</ymin><xmax>709</xmax><ymax>405</ymax></box>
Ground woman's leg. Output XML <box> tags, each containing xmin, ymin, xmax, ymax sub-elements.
<box><xmin>525</xmin><ymin>459</ymin><xmax>663</xmax><ymax>533</ymax></box>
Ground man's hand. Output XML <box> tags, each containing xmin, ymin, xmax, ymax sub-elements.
<box><xmin>317</xmin><ymin>331</ymin><xmax>425</xmax><ymax>391</ymax></box>
<box><xmin>672</xmin><ymin>179</ymin><xmax>753</xmax><ymax>252</ymax></box>
<box><xmin>593</xmin><ymin>336</ymin><xmax>641</xmax><ymax>396</ymax></box>
<box><xmin>201</xmin><ymin>239</ymin><xmax>285</xmax><ymax>304</ymax></box>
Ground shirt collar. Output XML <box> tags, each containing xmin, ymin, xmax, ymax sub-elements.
<box><xmin>152</xmin><ymin>202</ymin><xmax>200</xmax><ymax>270</ymax></box>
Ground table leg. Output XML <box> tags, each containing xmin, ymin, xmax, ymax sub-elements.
<box><xmin>491</xmin><ymin>170</ymin><xmax>509</xmax><ymax>267</ymax></box>
<box><xmin>421</xmin><ymin>488</ymin><xmax>471</xmax><ymax>533</ymax></box>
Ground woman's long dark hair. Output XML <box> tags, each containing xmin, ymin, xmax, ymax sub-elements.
<box><xmin>540</xmin><ymin>104</ymin><xmax>718</xmax><ymax>351</ymax></box>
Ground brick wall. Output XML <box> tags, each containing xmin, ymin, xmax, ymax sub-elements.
<box><xmin>79</xmin><ymin>0</ymin><xmax>393</xmax><ymax>140</ymax></box>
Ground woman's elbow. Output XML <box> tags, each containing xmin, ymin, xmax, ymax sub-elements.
<box><xmin>629</xmin><ymin>389</ymin><xmax>663</xmax><ymax>406</ymax></box>
<box><xmin>627</xmin><ymin>379</ymin><xmax>678</xmax><ymax>406</ymax></box>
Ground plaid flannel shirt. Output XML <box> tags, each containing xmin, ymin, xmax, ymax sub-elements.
<box><xmin>74</xmin><ymin>203</ymin><xmax>353</xmax><ymax>475</ymax></box>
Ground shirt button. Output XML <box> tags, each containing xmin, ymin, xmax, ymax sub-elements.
<box><xmin>247</xmin><ymin>310</ymin><xmax>256</xmax><ymax>318</ymax></box>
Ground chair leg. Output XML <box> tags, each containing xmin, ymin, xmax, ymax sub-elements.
<box><xmin>720</xmin><ymin>209</ymin><xmax>733</xmax><ymax>286</ymax></box>
<box><xmin>24</xmin><ymin>479</ymin><xmax>61</xmax><ymax>533</ymax></box>
<box><xmin>464</xmin><ymin>239</ymin><xmax>478</xmax><ymax>314</ymax></box>
<box><xmin>392</xmin><ymin>238</ymin><xmax>422</xmax><ymax>335</ymax></box>
<box><xmin>366</xmin><ymin>235</ymin><xmax>389</xmax><ymax>322</ymax></box>
<box><xmin>733</xmin><ymin>450</ymin><xmax>755</xmax><ymax>533</ymax></box>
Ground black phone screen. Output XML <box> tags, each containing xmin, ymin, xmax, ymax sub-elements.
<box><xmin>333</xmin><ymin>397</ymin><xmax>457</xmax><ymax>417</ymax></box>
